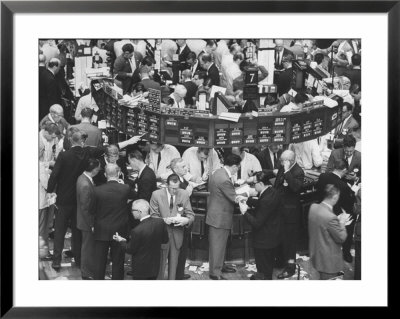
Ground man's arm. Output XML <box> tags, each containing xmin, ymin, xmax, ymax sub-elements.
<box><xmin>244</xmin><ymin>195</ymin><xmax>278</xmax><ymax>230</ymax></box>
<box><xmin>113</xmin><ymin>58</ymin><xmax>131</xmax><ymax>79</ymax></box>
<box><xmin>327</xmin><ymin>217</ymin><xmax>347</xmax><ymax>244</ymax></box>
<box><xmin>47</xmin><ymin>152</ymin><xmax>63</xmax><ymax>193</ymax></box>
<box><xmin>219</xmin><ymin>179</ymin><xmax>237</xmax><ymax>204</ymax></box>
<box><xmin>149</xmin><ymin>193</ymin><xmax>161</xmax><ymax>217</ymax></box>
<box><xmin>78</xmin><ymin>183</ymin><xmax>95</xmax><ymax>228</ymax></box>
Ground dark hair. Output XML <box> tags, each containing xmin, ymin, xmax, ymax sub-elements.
<box><xmin>343</xmin><ymin>134</ymin><xmax>356</xmax><ymax>148</ymax></box>
<box><xmin>224</xmin><ymin>154</ymin><xmax>242</xmax><ymax>167</ymax></box>
<box><xmin>194</xmin><ymin>70</ymin><xmax>207</xmax><ymax>80</ymax></box>
<box><xmin>48</xmin><ymin>60</ymin><xmax>59</xmax><ymax>68</ymax></box>
<box><xmin>141</xmin><ymin>56</ymin><xmax>156</xmax><ymax>66</ymax></box>
<box><xmin>186</xmin><ymin>51</ymin><xmax>197</xmax><ymax>61</ymax></box>
<box><xmin>133</xmin><ymin>82</ymin><xmax>145</xmax><ymax>93</ymax></box>
<box><xmin>239</xmin><ymin>60</ymin><xmax>251</xmax><ymax>72</ymax></box>
<box><xmin>80</xmin><ymin>107</ymin><xmax>94</xmax><ymax>118</ymax></box>
<box><xmin>333</xmin><ymin>159</ymin><xmax>348</xmax><ymax>171</ymax></box>
<box><xmin>254</xmin><ymin>171</ymin><xmax>271</xmax><ymax>185</ymax></box>
<box><xmin>264</xmin><ymin>94</ymin><xmax>278</xmax><ymax>106</ymax></box>
<box><xmin>122</xmin><ymin>43</ymin><xmax>134</xmax><ymax>53</ymax></box>
<box><xmin>229</xmin><ymin>43</ymin><xmax>238</xmax><ymax>53</ymax></box>
<box><xmin>324</xmin><ymin>184</ymin><xmax>340</xmax><ymax>199</ymax></box>
<box><xmin>342</xmin><ymin>102</ymin><xmax>353</xmax><ymax>112</ymax></box>
<box><xmin>203</xmin><ymin>77</ymin><xmax>214</xmax><ymax>88</ymax></box>
<box><xmin>206</xmin><ymin>40</ymin><xmax>217</xmax><ymax>48</ymax></box>
<box><xmin>197</xmin><ymin>147</ymin><xmax>210</xmax><ymax>156</ymax></box>
<box><xmin>201</xmin><ymin>54</ymin><xmax>212</xmax><ymax>64</ymax></box>
<box><xmin>233</xmin><ymin>53</ymin><xmax>244</xmax><ymax>62</ymax></box>
<box><xmin>314</xmin><ymin>53</ymin><xmax>324</xmax><ymax>64</ymax></box>
<box><xmin>128</xmin><ymin>150</ymin><xmax>144</xmax><ymax>163</ymax></box>
<box><xmin>294</xmin><ymin>92</ymin><xmax>308</xmax><ymax>104</ymax></box>
<box><xmin>85</xmin><ymin>158</ymin><xmax>100</xmax><ymax>172</ymax></box>
<box><xmin>167</xmin><ymin>173</ymin><xmax>180</xmax><ymax>185</ymax></box>
<box><xmin>43</xmin><ymin>121</ymin><xmax>60</xmax><ymax>135</ymax></box>
<box><xmin>351</xmin><ymin>54</ymin><xmax>361</xmax><ymax>66</ymax></box>
<box><xmin>350</xmin><ymin>83</ymin><xmax>361</xmax><ymax>94</ymax></box>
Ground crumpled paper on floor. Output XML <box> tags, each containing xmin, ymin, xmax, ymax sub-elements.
<box><xmin>244</xmin><ymin>263</ymin><xmax>257</xmax><ymax>272</ymax></box>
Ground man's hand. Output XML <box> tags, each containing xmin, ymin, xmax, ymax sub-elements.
<box><xmin>174</xmin><ymin>216</ymin><xmax>190</xmax><ymax>227</ymax></box>
<box><xmin>163</xmin><ymin>217</ymin><xmax>172</xmax><ymax>225</ymax></box>
<box><xmin>239</xmin><ymin>201</ymin><xmax>248</xmax><ymax>215</ymax></box>
<box><xmin>235</xmin><ymin>195</ymin><xmax>247</xmax><ymax>203</ymax></box>
<box><xmin>127</xmin><ymin>135</ymin><xmax>142</xmax><ymax>145</ymax></box>
<box><xmin>245</xmin><ymin>176</ymin><xmax>256</xmax><ymax>184</ymax></box>
<box><xmin>112</xmin><ymin>232</ymin><xmax>126</xmax><ymax>242</ymax></box>
<box><xmin>338</xmin><ymin>212</ymin><xmax>353</xmax><ymax>226</ymax></box>
<box><xmin>273</xmin><ymin>169</ymin><xmax>279</xmax><ymax>176</ymax></box>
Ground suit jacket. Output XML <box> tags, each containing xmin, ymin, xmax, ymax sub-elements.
<box><xmin>124</xmin><ymin>216</ymin><xmax>169</xmax><ymax>278</ymax></box>
<box><xmin>206</xmin><ymin>168</ymin><xmax>237</xmax><ymax>230</ymax></box>
<box><xmin>182</xmin><ymin>81</ymin><xmax>198</xmax><ymax>106</ymax></box>
<box><xmin>245</xmin><ymin>187</ymin><xmax>284</xmax><ymax>249</ymax></box>
<box><xmin>256</xmin><ymin>149</ymin><xmax>283</xmax><ymax>177</ymax></box>
<box><xmin>176</xmin><ymin>44</ymin><xmax>191</xmax><ymax>70</ymax></box>
<box><xmin>308</xmin><ymin>202</ymin><xmax>347</xmax><ymax>273</ymax></box>
<box><xmin>132</xmin><ymin>165</ymin><xmax>157</xmax><ymax>203</ymax></box>
<box><xmin>140</xmin><ymin>78</ymin><xmax>161</xmax><ymax>91</ymax></box>
<box><xmin>93</xmin><ymin>156</ymin><xmax>129</xmax><ymax>186</ymax></box>
<box><xmin>326</xmin><ymin>148</ymin><xmax>361</xmax><ymax>174</ymax></box>
<box><xmin>274</xmin><ymin>48</ymin><xmax>291</xmax><ymax>70</ymax></box>
<box><xmin>343</xmin><ymin>68</ymin><xmax>361</xmax><ymax>89</ymax></box>
<box><xmin>274</xmin><ymin>163</ymin><xmax>304</xmax><ymax>224</ymax></box>
<box><xmin>113</xmin><ymin>52</ymin><xmax>143</xmax><ymax>93</ymax></box>
<box><xmin>70</xmin><ymin>123</ymin><xmax>102</xmax><ymax>148</ymax></box>
<box><xmin>76</xmin><ymin>174</ymin><xmax>95</xmax><ymax>231</ymax></box>
<box><xmin>277</xmin><ymin>67</ymin><xmax>293</xmax><ymax>96</ymax></box>
<box><xmin>149</xmin><ymin>188</ymin><xmax>194</xmax><ymax>250</ymax></box>
<box><xmin>207</xmin><ymin>63</ymin><xmax>220</xmax><ymax>86</ymax></box>
<box><xmin>47</xmin><ymin>146</ymin><xmax>104</xmax><ymax>206</ymax></box>
<box><xmin>93</xmin><ymin>181</ymin><xmax>132</xmax><ymax>241</ymax></box>
<box><xmin>39</xmin><ymin>69</ymin><xmax>62</xmax><ymax>121</ymax></box>
<box><xmin>336</xmin><ymin>115</ymin><xmax>359</xmax><ymax>137</ymax></box>
<box><xmin>316</xmin><ymin>172</ymin><xmax>355</xmax><ymax>215</ymax></box>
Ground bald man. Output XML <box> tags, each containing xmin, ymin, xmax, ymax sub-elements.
<box><xmin>93</xmin><ymin>163</ymin><xmax>134</xmax><ymax>280</ymax></box>
<box><xmin>274</xmin><ymin>150</ymin><xmax>305</xmax><ymax>279</ymax></box>
<box><xmin>39</xmin><ymin>57</ymin><xmax>62</xmax><ymax>121</ymax></box>
<box><xmin>39</xmin><ymin>104</ymin><xmax>70</xmax><ymax>137</ymax></box>
<box><xmin>168</xmin><ymin>84</ymin><xmax>187</xmax><ymax>108</ymax></box>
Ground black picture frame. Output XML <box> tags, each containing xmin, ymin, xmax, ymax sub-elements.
<box><xmin>1</xmin><ymin>0</ymin><xmax>396</xmax><ymax>316</ymax></box>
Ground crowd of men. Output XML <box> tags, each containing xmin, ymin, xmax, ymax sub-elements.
<box><xmin>39</xmin><ymin>38</ymin><xmax>362</xmax><ymax>280</ymax></box>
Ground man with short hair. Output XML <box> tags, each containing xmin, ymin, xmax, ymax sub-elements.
<box><xmin>147</xmin><ymin>142</ymin><xmax>181</xmax><ymax>180</ymax></box>
<box><xmin>76</xmin><ymin>158</ymin><xmax>101</xmax><ymax>280</ymax></box>
<box><xmin>223</xmin><ymin>52</ymin><xmax>244</xmax><ymax>95</ymax></box>
<box><xmin>231</xmin><ymin>147</ymin><xmax>262</xmax><ymax>182</ymax></box>
<box><xmin>335</xmin><ymin>102</ymin><xmax>360</xmax><ymax>138</ymax></box>
<box><xmin>327</xmin><ymin>134</ymin><xmax>361</xmax><ymax>176</ymax></box>
<box><xmin>238</xmin><ymin>171</ymin><xmax>284</xmax><ymax>280</ymax></box>
<box><xmin>256</xmin><ymin>144</ymin><xmax>283</xmax><ymax>177</ymax></box>
<box><xmin>274</xmin><ymin>150</ymin><xmax>305</xmax><ymax>279</ymax></box>
<box><xmin>182</xmin><ymin>146</ymin><xmax>222</xmax><ymax>182</ymax></box>
<box><xmin>40</xmin><ymin>104</ymin><xmax>70</xmax><ymax>138</ymax></box>
<box><xmin>308</xmin><ymin>184</ymin><xmax>350</xmax><ymax>280</ymax></box>
<box><xmin>186</xmin><ymin>51</ymin><xmax>202</xmax><ymax>75</ymax></box>
<box><xmin>168</xmin><ymin>84</ymin><xmax>187</xmax><ymax>108</ymax></box>
<box><xmin>277</xmin><ymin>54</ymin><xmax>294</xmax><ymax>96</ymax></box>
<box><xmin>169</xmin><ymin>158</ymin><xmax>193</xmax><ymax>196</ymax></box>
<box><xmin>71</xmin><ymin>108</ymin><xmax>102</xmax><ymax>147</ymax></box>
<box><xmin>74</xmin><ymin>91</ymin><xmax>99</xmax><ymax>123</ymax></box>
<box><xmin>93</xmin><ymin>163</ymin><xmax>133</xmax><ymax>280</ymax></box>
<box><xmin>289</xmin><ymin>139</ymin><xmax>323</xmax><ymax>170</ymax></box>
<box><xmin>150</xmin><ymin>174</ymin><xmax>194</xmax><ymax>280</ymax></box>
<box><xmin>206</xmin><ymin>154</ymin><xmax>243</xmax><ymax>280</ymax></box>
<box><xmin>181</xmin><ymin>69</ymin><xmax>198</xmax><ymax>106</ymax></box>
<box><xmin>113</xmin><ymin>199</ymin><xmax>169</xmax><ymax>280</ymax></box>
<box><xmin>139</xmin><ymin>65</ymin><xmax>161</xmax><ymax>91</ymax></box>
<box><xmin>176</xmin><ymin>39</ymin><xmax>192</xmax><ymax>70</ymax></box>
<box><xmin>39</xmin><ymin>58</ymin><xmax>62</xmax><ymax>121</ymax></box>
<box><xmin>201</xmin><ymin>54</ymin><xmax>220</xmax><ymax>86</ymax></box>
<box><xmin>343</xmin><ymin>54</ymin><xmax>361</xmax><ymax>89</ymax></box>
<box><xmin>114</xmin><ymin>43</ymin><xmax>143</xmax><ymax>94</ymax></box>
<box><xmin>274</xmin><ymin>39</ymin><xmax>291</xmax><ymax>71</ymax></box>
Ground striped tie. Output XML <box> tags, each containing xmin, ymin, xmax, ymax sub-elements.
<box><xmin>144</xmin><ymin>40</ymin><xmax>155</xmax><ymax>59</ymax></box>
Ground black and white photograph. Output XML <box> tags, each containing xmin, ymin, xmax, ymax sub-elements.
<box><xmin>38</xmin><ymin>38</ymin><xmax>362</xmax><ymax>281</ymax></box>
<box><xmin>2</xmin><ymin>3</ymin><xmax>392</xmax><ymax>312</ymax></box>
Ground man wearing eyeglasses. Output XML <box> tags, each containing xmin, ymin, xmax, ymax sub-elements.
<box><xmin>39</xmin><ymin>104</ymin><xmax>70</xmax><ymax>138</ymax></box>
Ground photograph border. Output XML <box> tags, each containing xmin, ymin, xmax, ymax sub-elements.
<box><xmin>1</xmin><ymin>0</ymin><xmax>396</xmax><ymax>316</ymax></box>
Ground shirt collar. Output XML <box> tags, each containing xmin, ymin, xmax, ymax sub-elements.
<box><xmin>140</xmin><ymin>215</ymin><xmax>151</xmax><ymax>222</ymax></box>
<box><xmin>223</xmin><ymin>166</ymin><xmax>232</xmax><ymax>178</ymax></box>
<box><xmin>48</xmin><ymin>114</ymin><xmax>56</xmax><ymax>123</ymax></box>
<box><xmin>332</xmin><ymin>171</ymin><xmax>342</xmax><ymax>179</ymax></box>
<box><xmin>166</xmin><ymin>188</ymin><xmax>176</xmax><ymax>198</ymax></box>
<box><xmin>138</xmin><ymin>164</ymin><xmax>146</xmax><ymax>178</ymax></box>
<box><xmin>321</xmin><ymin>201</ymin><xmax>333</xmax><ymax>211</ymax></box>
<box><xmin>207</xmin><ymin>63</ymin><xmax>214</xmax><ymax>72</ymax></box>
<box><xmin>284</xmin><ymin>162</ymin><xmax>296</xmax><ymax>173</ymax></box>
<box><xmin>83</xmin><ymin>172</ymin><xmax>94</xmax><ymax>184</ymax></box>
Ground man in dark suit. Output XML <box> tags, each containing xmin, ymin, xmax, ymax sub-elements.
<box><xmin>239</xmin><ymin>171</ymin><xmax>284</xmax><ymax>280</ymax></box>
<box><xmin>334</xmin><ymin>103</ymin><xmax>360</xmax><ymax>143</ymax></box>
<box><xmin>308</xmin><ymin>184</ymin><xmax>349</xmax><ymax>279</ymax></box>
<box><xmin>255</xmin><ymin>144</ymin><xmax>283</xmax><ymax>178</ymax></box>
<box><xmin>327</xmin><ymin>134</ymin><xmax>361</xmax><ymax>178</ymax></box>
<box><xmin>39</xmin><ymin>58</ymin><xmax>62</xmax><ymax>121</ymax></box>
<box><xmin>206</xmin><ymin>154</ymin><xmax>242</xmax><ymax>280</ymax></box>
<box><xmin>138</xmin><ymin>65</ymin><xmax>161</xmax><ymax>91</ymax></box>
<box><xmin>201</xmin><ymin>54</ymin><xmax>220</xmax><ymax>86</ymax></box>
<box><xmin>343</xmin><ymin>54</ymin><xmax>361</xmax><ymax>89</ymax></box>
<box><xmin>93</xmin><ymin>163</ymin><xmax>133</xmax><ymax>280</ymax></box>
<box><xmin>277</xmin><ymin>54</ymin><xmax>294</xmax><ymax>96</ymax></box>
<box><xmin>274</xmin><ymin>150</ymin><xmax>305</xmax><ymax>279</ymax></box>
<box><xmin>113</xmin><ymin>43</ymin><xmax>143</xmax><ymax>94</ymax></box>
<box><xmin>274</xmin><ymin>39</ymin><xmax>292</xmax><ymax>71</ymax></box>
<box><xmin>47</xmin><ymin>131</ymin><xmax>104</xmax><ymax>271</ymax></box>
<box><xmin>76</xmin><ymin>158</ymin><xmax>101</xmax><ymax>280</ymax></box>
<box><xmin>186</xmin><ymin>51</ymin><xmax>202</xmax><ymax>75</ymax></box>
<box><xmin>316</xmin><ymin>159</ymin><xmax>356</xmax><ymax>263</ymax></box>
<box><xmin>113</xmin><ymin>199</ymin><xmax>169</xmax><ymax>280</ymax></box>
<box><xmin>176</xmin><ymin>39</ymin><xmax>192</xmax><ymax>71</ymax></box>
<box><xmin>181</xmin><ymin>69</ymin><xmax>198</xmax><ymax>107</ymax></box>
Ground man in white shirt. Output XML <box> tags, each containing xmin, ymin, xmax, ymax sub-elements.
<box><xmin>214</xmin><ymin>40</ymin><xmax>230</xmax><ymax>70</ymax></box>
<box><xmin>74</xmin><ymin>93</ymin><xmax>99</xmax><ymax>123</ymax></box>
<box><xmin>223</xmin><ymin>52</ymin><xmax>245</xmax><ymax>95</ymax></box>
<box><xmin>147</xmin><ymin>142</ymin><xmax>181</xmax><ymax>180</ymax></box>
<box><xmin>289</xmin><ymin>139</ymin><xmax>323</xmax><ymax>170</ymax></box>
<box><xmin>182</xmin><ymin>147</ymin><xmax>221</xmax><ymax>182</ymax></box>
<box><xmin>168</xmin><ymin>84</ymin><xmax>187</xmax><ymax>108</ymax></box>
<box><xmin>231</xmin><ymin>147</ymin><xmax>262</xmax><ymax>182</ymax></box>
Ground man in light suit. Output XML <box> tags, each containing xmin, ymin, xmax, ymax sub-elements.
<box><xmin>327</xmin><ymin>134</ymin><xmax>361</xmax><ymax>177</ymax></box>
<box><xmin>206</xmin><ymin>154</ymin><xmax>243</xmax><ymax>280</ymax></box>
<box><xmin>335</xmin><ymin>102</ymin><xmax>359</xmax><ymax>139</ymax></box>
<box><xmin>113</xmin><ymin>43</ymin><xmax>143</xmax><ymax>94</ymax></box>
<box><xmin>76</xmin><ymin>158</ymin><xmax>101</xmax><ymax>280</ymax></box>
<box><xmin>150</xmin><ymin>174</ymin><xmax>194</xmax><ymax>280</ymax></box>
<box><xmin>308</xmin><ymin>184</ymin><xmax>350</xmax><ymax>280</ymax></box>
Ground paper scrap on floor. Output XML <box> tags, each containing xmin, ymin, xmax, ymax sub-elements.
<box><xmin>61</xmin><ymin>263</ymin><xmax>71</xmax><ymax>267</ymax></box>
<box><xmin>189</xmin><ymin>266</ymin><xmax>198</xmax><ymax>272</ymax></box>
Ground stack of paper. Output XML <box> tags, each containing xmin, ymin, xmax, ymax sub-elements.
<box><xmin>218</xmin><ymin>112</ymin><xmax>241</xmax><ymax>122</ymax></box>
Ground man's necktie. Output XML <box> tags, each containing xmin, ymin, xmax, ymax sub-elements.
<box><xmin>201</xmin><ymin>160</ymin><xmax>205</xmax><ymax>176</ymax></box>
<box><xmin>237</xmin><ymin>166</ymin><xmax>241</xmax><ymax>180</ymax></box>
<box><xmin>274</xmin><ymin>153</ymin><xmax>278</xmax><ymax>169</ymax></box>
<box><xmin>344</xmin><ymin>157</ymin><xmax>350</xmax><ymax>169</ymax></box>
<box><xmin>169</xmin><ymin>195</ymin><xmax>174</xmax><ymax>211</ymax></box>
<box><xmin>157</xmin><ymin>152</ymin><xmax>161</xmax><ymax>170</ymax></box>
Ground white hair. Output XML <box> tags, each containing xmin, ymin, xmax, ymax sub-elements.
<box><xmin>174</xmin><ymin>84</ymin><xmax>187</xmax><ymax>98</ymax></box>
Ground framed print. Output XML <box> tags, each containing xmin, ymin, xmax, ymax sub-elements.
<box><xmin>1</xmin><ymin>0</ymin><xmax>396</xmax><ymax>316</ymax></box>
